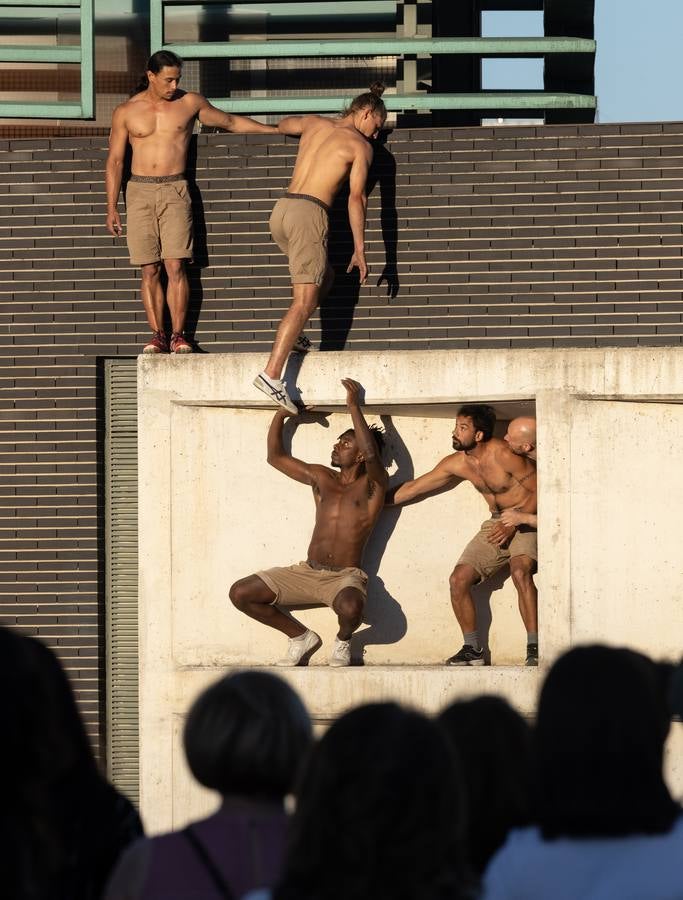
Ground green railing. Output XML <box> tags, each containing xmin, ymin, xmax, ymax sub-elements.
<box><xmin>0</xmin><ymin>0</ymin><xmax>94</xmax><ymax>119</ymax></box>
<box><xmin>150</xmin><ymin>0</ymin><xmax>596</xmax><ymax>115</ymax></box>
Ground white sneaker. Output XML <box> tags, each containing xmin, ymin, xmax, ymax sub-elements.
<box><xmin>329</xmin><ymin>637</ymin><xmax>351</xmax><ymax>667</ymax></box>
<box><xmin>275</xmin><ymin>629</ymin><xmax>321</xmax><ymax>667</ymax></box>
<box><xmin>253</xmin><ymin>372</ymin><xmax>298</xmax><ymax>415</ymax></box>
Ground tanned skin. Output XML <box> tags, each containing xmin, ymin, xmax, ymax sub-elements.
<box><xmin>230</xmin><ymin>379</ymin><xmax>388</xmax><ymax>641</ymax></box>
<box><xmin>263</xmin><ymin>106</ymin><xmax>386</xmax><ymax>381</ymax></box>
<box><xmin>387</xmin><ymin>414</ymin><xmax>538</xmax><ymax>636</ymax></box>
<box><xmin>105</xmin><ymin>63</ymin><xmax>277</xmax><ymax>336</ymax></box>
<box><xmin>499</xmin><ymin>416</ymin><xmax>538</xmax><ymax>530</ymax></box>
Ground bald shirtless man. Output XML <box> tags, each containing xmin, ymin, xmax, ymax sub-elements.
<box><xmin>253</xmin><ymin>84</ymin><xmax>387</xmax><ymax>413</ymax></box>
<box><xmin>387</xmin><ymin>405</ymin><xmax>538</xmax><ymax>666</ymax></box>
<box><xmin>105</xmin><ymin>50</ymin><xmax>277</xmax><ymax>354</ymax></box>
<box><xmin>499</xmin><ymin>416</ymin><xmax>538</xmax><ymax>531</ymax></box>
<box><xmin>230</xmin><ymin>378</ymin><xmax>387</xmax><ymax>667</ymax></box>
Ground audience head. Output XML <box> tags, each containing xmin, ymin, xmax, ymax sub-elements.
<box><xmin>438</xmin><ymin>695</ymin><xmax>534</xmax><ymax>874</ymax></box>
<box><xmin>275</xmin><ymin>701</ymin><xmax>471</xmax><ymax>900</ymax></box>
<box><xmin>536</xmin><ymin>644</ymin><xmax>678</xmax><ymax>839</ymax></box>
<box><xmin>184</xmin><ymin>670</ymin><xmax>312</xmax><ymax>801</ymax></box>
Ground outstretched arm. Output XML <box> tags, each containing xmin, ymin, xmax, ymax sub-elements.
<box><xmin>197</xmin><ymin>97</ymin><xmax>277</xmax><ymax>134</ymax></box>
<box><xmin>266</xmin><ymin>409</ymin><xmax>317</xmax><ymax>485</ymax></box>
<box><xmin>342</xmin><ymin>378</ymin><xmax>387</xmax><ymax>487</ymax></box>
<box><xmin>386</xmin><ymin>455</ymin><xmax>463</xmax><ymax>506</ymax></box>
<box><xmin>346</xmin><ymin>143</ymin><xmax>372</xmax><ymax>285</ymax></box>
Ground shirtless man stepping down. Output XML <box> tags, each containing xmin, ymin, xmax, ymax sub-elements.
<box><xmin>106</xmin><ymin>50</ymin><xmax>277</xmax><ymax>355</ymax></box>
<box><xmin>253</xmin><ymin>84</ymin><xmax>387</xmax><ymax>414</ymax></box>
<box><xmin>387</xmin><ymin>405</ymin><xmax>538</xmax><ymax>667</ymax></box>
<box><xmin>230</xmin><ymin>379</ymin><xmax>388</xmax><ymax>667</ymax></box>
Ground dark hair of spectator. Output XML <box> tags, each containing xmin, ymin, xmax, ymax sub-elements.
<box><xmin>438</xmin><ymin>695</ymin><xmax>534</xmax><ymax>875</ymax></box>
<box><xmin>536</xmin><ymin>644</ymin><xmax>679</xmax><ymax>839</ymax></box>
<box><xmin>131</xmin><ymin>50</ymin><xmax>183</xmax><ymax>96</ymax></box>
<box><xmin>0</xmin><ymin>627</ymin><xmax>142</xmax><ymax>900</ymax></box>
<box><xmin>183</xmin><ymin>670</ymin><xmax>312</xmax><ymax>800</ymax></box>
<box><xmin>456</xmin><ymin>404</ymin><xmax>496</xmax><ymax>441</ymax></box>
<box><xmin>274</xmin><ymin>702</ymin><xmax>473</xmax><ymax>900</ymax></box>
<box><xmin>342</xmin><ymin>81</ymin><xmax>387</xmax><ymax>118</ymax></box>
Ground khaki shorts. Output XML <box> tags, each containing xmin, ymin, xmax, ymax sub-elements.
<box><xmin>256</xmin><ymin>561</ymin><xmax>368</xmax><ymax>608</ymax></box>
<box><xmin>125</xmin><ymin>176</ymin><xmax>193</xmax><ymax>266</ymax></box>
<box><xmin>269</xmin><ymin>193</ymin><xmax>330</xmax><ymax>285</ymax></box>
<box><xmin>457</xmin><ymin>517</ymin><xmax>538</xmax><ymax>583</ymax></box>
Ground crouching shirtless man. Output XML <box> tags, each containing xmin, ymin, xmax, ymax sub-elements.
<box><xmin>230</xmin><ymin>379</ymin><xmax>387</xmax><ymax>667</ymax></box>
<box><xmin>387</xmin><ymin>404</ymin><xmax>538</xmax><ymax>666</ymax></box>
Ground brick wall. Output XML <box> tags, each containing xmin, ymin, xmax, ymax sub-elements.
<box><xmin>1</xmin><ymin>120</ymin><xmax>682</xmax><ymax>754</ymax></box>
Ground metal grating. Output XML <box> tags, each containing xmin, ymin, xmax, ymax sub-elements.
<box><xmin>105</xmin><ymin>358</ymin><xmax>139</xmax><ymax>806</ymax></box>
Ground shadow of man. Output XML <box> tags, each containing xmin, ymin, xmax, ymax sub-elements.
<box><xmin>320</xmin><ymin>135</ymin><xmax>399</xmax><ymax>350</ymax></box>
<box><xmin>182</xmin><ymin>135</ymin><xmax>208</xmax><ymax>350</ymax></box>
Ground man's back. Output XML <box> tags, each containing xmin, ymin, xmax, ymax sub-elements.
<box><xmin>287</xmin><ymin>116</ymin><xmax>370</xmax><ymax>206</ymax></box>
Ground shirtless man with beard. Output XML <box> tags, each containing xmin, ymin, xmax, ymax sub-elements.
<box><xmin>229</xmin><ymin>379</ymin><xmax>387</xmax><ymax>668</ymax></box>
<box><xmin>387</xmin><ymin>405</ymin><xmax>538</xmax><ymax>666</ymax></box>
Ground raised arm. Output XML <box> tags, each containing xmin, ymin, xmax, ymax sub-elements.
<box><xmin>346</xmin><ymin>143</ymin><xmax>372</xmax><ymax>284</ymax></box>
<box><xmin>196</xmin><ymin>96</ymin><xmax>278</xmax><ymax>134</ymax></box>
<box><xmin>386</xmin><ymin>455</ymin><xmax>463</xmax><ymax>506</ymax></box>
<box><xmin>105</xmin><ymin>105</ymin><xmax>128</xmax><ymax>237</ymax></box>
<box><xmin>342</xmin><ymin>378</ymin><xmax>387</xmax><ymax>487</ymax></box>
<box><xmin>266</xmin><ymin>409</ymin><xmax>318</xmax><ymax>485</ymax></box>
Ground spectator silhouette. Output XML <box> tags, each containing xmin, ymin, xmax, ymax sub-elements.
<box><xmin>438</xmin><ymin>695</ymin><xmax>534</xmax><ymax>876</ymax></box>
<box><xmin>246</xmin><ymin>701</ymin><xmax>475</xmax><ymax>900</ymax></box>
<box><xmin>105</xmin><ymin>671</ymin><xmax>311</xmax><ymax>900</ymax></box>
<box><xmin>483</xmin><ymin>645</ymin><xmax>682</xmax><ymax>900</ymax></box>
<box><xmin>0</xmin><ymin>627</ymin><xmax>142</xmax><ymax>900</ymax></box>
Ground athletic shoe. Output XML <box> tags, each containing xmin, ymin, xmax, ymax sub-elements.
<box><xmin>253</xmin><ymin>371</ymin><xmax>298</xmax><ymax>414</ymax></box>
<box><xmin>328</xmin><ymin>637</ymin><xmax>351</xmax><ymax>667</ymax></box>
<box><xmin>170</xmin><ymin>331</ymin><xmax>193</xmax><ymax>353</ymax></box>
<box><xmin>142</xmin><ymin>330</ymin><xmax>169</xmax><ymax>354</ymax></box>
<box><xmin>525</xmin><ymin>643</ymin><xmax>539</xmax><ymax>667</ymax></box>
<box><xmin>446</xmin><ymin>644</ymin><xmax>485</xmax><ymax>666</ymax></box>
<box><xmin>293</xmin><ymin>333</ymin><xmax>312</xmax><ymax>353</ymax></box>
<box><xmin>275</xmin><ymin>629</ymin><xmax>321</xmax><ymax>667</ymax></box>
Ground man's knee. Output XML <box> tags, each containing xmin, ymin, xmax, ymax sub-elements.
<box><xmin>509</xmin><ymin>556</ymin><xmax>536</xmax><ymax>586</ymax></box>
<box><xmin>449</xmin><ymin>564</ymin><xmax>478</xmax><ymax>595</ymax></box>
<box><xmin>229</xmin><ymin>577</ymin><xmax>259</xmax><ymax>611</ymax></box>
<box><xmin>334</xmin><ymin>590</ymin><xmax>364</xmax><ymax>623</ymax></box>
<box><xmin>141</xmin><ymin>262</ymin><xmax>161</xmax><ymax>283</ymax></box>
<box><xmin>164</xmin><ymin>258</ymin><xmax>186</xmax><ymax>281</ymax></box>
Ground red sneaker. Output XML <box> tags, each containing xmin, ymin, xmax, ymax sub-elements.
<box><xmin>143</xmin><ymin>331</ymin><xmax>169</xmax><ymax>354</ymax></box>
<box><xmin>170</xmin><ymin>332</ymin><xmax>193</xmax><ymax>354</ymax></box>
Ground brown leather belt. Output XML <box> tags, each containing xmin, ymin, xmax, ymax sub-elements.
<box><xmin>129</xmin><ymin>173</ymin><xmax>186</xmax><ymax>184</ymax></box>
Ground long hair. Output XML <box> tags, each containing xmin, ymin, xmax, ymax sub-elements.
<box><xmin>274</xmin><ymin>702</ymin><xmax>473</xmax><ymax>900</ymax></box>
<box><xmin>131</xmin><ymin>50</ymin><xmax>183</xmax><ymax>96</ymax></box>
<box><xmin>0</xmin><ymin>627</ymin><xmax>142</xmax><ymax>900</ymax></box>
<box><xmin>439</xmin><ymin>695</ymin><xmax>534</xmax><ymax>874</ymax></box>
<box><xmin>536</xmin><ymin>645</ymin><xmax>679</xmax><ymax>839</ymax></box>
<box><xmin>342</xmin><ymin>81</ymin><xmax>386</xmax><ymax>118</ymax></box>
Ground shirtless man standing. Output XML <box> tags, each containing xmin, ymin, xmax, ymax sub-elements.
<box><xmin>229</xmin><ymin>379</ymin><xmax>387</xmax><ymax>667</ymax></box>
<box><xmin>105</xmin><ymin>50</ymin><xmax>277</xmax><ymax>354</ymax></box>
<box><xmin>253</xmin><ymin>84</ymin><xmax>387</xmax><ymax>413</ymax></box>
<box><xmin>387</xmin><ymin>405</ymin><xmax>539</xmax><ymax>667</ymax></box>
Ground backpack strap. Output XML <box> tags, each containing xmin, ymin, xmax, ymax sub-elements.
<box><xmin>181</xmin><ymin>825</ymin><xmax>235</xmax><ymax>900</ymax></box>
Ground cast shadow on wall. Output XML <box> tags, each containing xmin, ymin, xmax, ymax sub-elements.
<box><xmin>320</xmin><ymin>135</ymin><xmax>399</xmax><ymax>350</ymax></box>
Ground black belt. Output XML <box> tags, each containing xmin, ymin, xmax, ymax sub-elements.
<box><xmin>284</xmin><ymin>191</ymin><xmax>330</xmax><ymax>214</ymax></box>
<box><xmin>129</xmin><ymin>173</ymin><xmax>186</xmax><ymax>184</ymax></box>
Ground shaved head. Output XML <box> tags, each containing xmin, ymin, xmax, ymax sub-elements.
<box><xmin>504</xmin><ymin>416</ymin><xmax>537</xmax><ymax>458</ymax></box>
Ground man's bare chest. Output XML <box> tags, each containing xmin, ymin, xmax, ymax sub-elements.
<box><xmin>464</xmin><ymin>460</ymin><xmax>514</xmax><ymax>496</ymax></box>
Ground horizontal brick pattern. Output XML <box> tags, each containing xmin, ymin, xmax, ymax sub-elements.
<box><xmin>1</xmin><ymin>121</ymin><xmax>682</xmax><ymax>752</ymax></box>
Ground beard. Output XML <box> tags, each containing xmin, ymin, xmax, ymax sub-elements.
<box><xmin>452</xmin><ymin>437</ymin><xmax>475</xmax><ymax>451</ymax></box>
